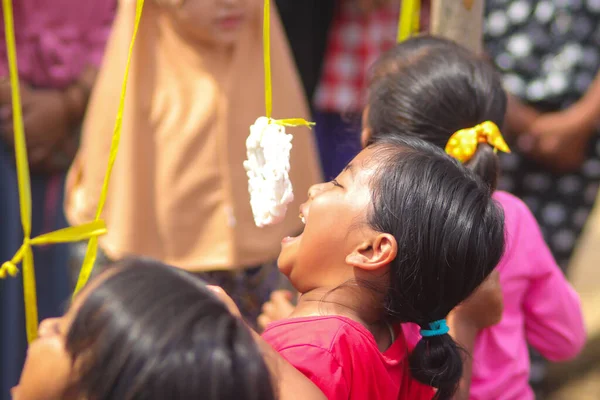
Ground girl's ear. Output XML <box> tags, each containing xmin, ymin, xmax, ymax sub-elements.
<box><xmin>346</xmin><ymin>233</ymin><xmax>397</xmax><ymax>271</ymax></box>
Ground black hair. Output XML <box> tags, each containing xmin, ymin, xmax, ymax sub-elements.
<box><xmin>367</xmin><ymin>136</ymin><xmax>505</xmax><ymax>399</ymax></box>
<box><xmin>366</xmin><ymin>35</ymin><xmax>507</xmax><ymax>191</ymax></box>
<box><xmin>65</xmin><ymin>258</ymin><xmax>276</xmax><ymax>400</ymax></box>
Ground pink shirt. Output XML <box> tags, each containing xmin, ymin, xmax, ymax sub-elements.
<box><xmin>405</xmin><ymin>191</ymin><xmax>585</xmax><ymax>400</ymax></box>
<box><xmin>0</xmin><ymin>0</ymin><xmax>116</xmax><ymax>88</ymax></box>
<box><xmin>263</xmin><ymin>315</ymin><xmax>434</xmax><ymax>400</ymax></box>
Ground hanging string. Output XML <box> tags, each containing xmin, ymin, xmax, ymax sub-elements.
<box><xmin>397</xmin><ymin>0</ymin><xmax>421</xmax><ymax>42</ymax></box>
<box><xmin>262</xmin><ymin>0</ymin><xmax>313</xmax><ymax>128</ymax></box>
<box><xmin>263</xmin><ymin>0</ymin><xmax>272</xmax><ymax>118</ymax></box>
<box><xmin>74</xmin><ymin>0</ymin><xmax>145</xmax><ymax>296</ymax></box>
<box><xmin>0</xmin><ymin>0</ymin><xmax>144</xmax><ymax>343</ymax></box>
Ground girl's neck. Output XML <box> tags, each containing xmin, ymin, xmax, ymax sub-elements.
<box><xmin>292</xmin><ymin>286</ymin><xmax>393</xmax><ymax>351</ymax></box>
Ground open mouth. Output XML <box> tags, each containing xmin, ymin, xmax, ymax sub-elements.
<box><xmin>282</xmin><ymin>205</ymin><xmax>307</xmax><ymax>244</ymax></box>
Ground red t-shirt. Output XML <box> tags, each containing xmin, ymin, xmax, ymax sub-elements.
<box><xmin>262</xmin><ymin>315</ymin><xmax>435</xmax><ymax>400</ymax></box>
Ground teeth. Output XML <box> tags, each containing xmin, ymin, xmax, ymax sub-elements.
<box><xmin>299</xmin><ymin>214</ymin><xmax>306</xmax><ymax>224</ymax></box>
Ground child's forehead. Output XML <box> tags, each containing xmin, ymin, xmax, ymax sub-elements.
<box><xmin>346</xmin><ymin>150</ymin><xmax>371</xmax><ymax>174</ymax></box>
<box><xmin>344</xmin><ymin>147</ymin><xmax>388</xmax><ymax>181</ymax></box>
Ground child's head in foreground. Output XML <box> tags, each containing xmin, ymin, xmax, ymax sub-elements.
<box><xmin>13</xmin><ymin>259</ymin><xmax>275</xmax><ymax>400</ymax></box>
<box><xmin>279</xmin><ymin>135</ymin><xmax>505</xmax><ymax>399</ymax></box>
<box><xmin>364</xmin><ymin>35</ymin><xmax>508</xmax><ymax>191</ymax></box>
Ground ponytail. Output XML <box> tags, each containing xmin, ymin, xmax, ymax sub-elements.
<box><xmin>409</xmin><ymin>333</ymin><xmax>463</xmax><ymax>400</ymax></box>
<box><xmin>444</xmin><ymin>121</ymin><xmax>509</xmax><ymax>193</ymax></box>
<box><xmin>366</xmin><ymin>35</ymin><xmax>509</xmax><ymax>193</ymax></box>
<box><xmin>366</xmin><ymin>137</ymin><xmax>505</xmax><ymax>399</ymax></box>
<box><xmin>465</xmin><ymin>143</ymin><xmax>499</xmax><ymax>192</ymax></box>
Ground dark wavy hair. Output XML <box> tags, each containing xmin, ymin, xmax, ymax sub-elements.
<box><xmin>65</xmin><ymin>258</ymin><xmax>276</xmax><ymax>400</ymax></box>
<box><xmin>366</xmin><ymin>35</ymin><xmax>507</xmax><ymax>191</ymax></box>
<box><xmin>367</xmin><ymin>136</ymin><xmax>505</xmax><ymax>399</ymax></box>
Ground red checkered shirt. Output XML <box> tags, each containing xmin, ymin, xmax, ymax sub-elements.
<box><xmin>314</xmin><ymin>1</ymin><xmax>429</xmax><ymax>114</ymax></box>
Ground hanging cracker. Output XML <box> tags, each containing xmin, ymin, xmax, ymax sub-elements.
<box><xmin>244</xmin><ymin>0</ymin><xmax>314</xmax><ymax>228</ymax></box>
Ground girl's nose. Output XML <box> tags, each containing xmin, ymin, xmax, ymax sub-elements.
<box><xmin>308</xmin><ymin>182</ymin><xmax>327</xmax><ymax>199</ymax></box>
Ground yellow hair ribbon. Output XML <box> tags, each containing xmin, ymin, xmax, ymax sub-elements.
<box><xmin>397</xmin><ymin>0</ymin><xmax>420</xmax><ymax>43</ymax></box>
<box><xmin>445</xmin><ymin>121</ymin><xmax>511</xmax><ymax>164</ymax></box>
<box><xmin>262</xmin><ymin>0</ymin><xmax>313</xmax><ymax>128</ymax></box>
<box><xmin>74</xmin><ymin>0</ymin><xmax>145</xmax><ymax>296</ymax></box>
<box><xmin>0</xmin><ymin>0</ymin><xmax>143</xmax><ymax>342</ymax></box>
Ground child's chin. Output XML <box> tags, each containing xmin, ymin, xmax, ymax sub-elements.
<box><xmin>277</xmin><ymin>250</ymin><xmax>297</xmax><ymax>278</ymax></box>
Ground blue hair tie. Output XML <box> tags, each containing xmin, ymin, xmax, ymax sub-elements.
<box><xmin>420</xmin><ymin>319</ymin><xmax>449</xmax><ymax>337</ymax></box>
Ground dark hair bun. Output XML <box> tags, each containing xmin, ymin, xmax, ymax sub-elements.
<box><xmin>409</xmin><ymin>334</ymin><xmax>463</xmax><ymax>400</ymax></box>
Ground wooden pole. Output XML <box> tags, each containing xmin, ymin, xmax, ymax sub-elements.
<box><xmin>429</xmin><ymin>0</ymin><xmax>485</xmax><ymax>55</ymax></box>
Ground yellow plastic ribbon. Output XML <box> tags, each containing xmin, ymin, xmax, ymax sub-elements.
<box><xmin>262</xmin><ymin>0</ymin><xmax>313</xmax><ymax>128</ymax></box>
<box><xmin>0</xmin><ymin>0</ymin><xmax>144</xmax><ymax>343</ymax></box>
<box><xmin>445</xmin><ymin>121</ymin><xmax>511</xmax><ymax>164</ymax></box>
<box><xmin>263</xmin><ymin>0</ymin><xmax>272</xmax><ymax>118</ymax></box>
<box><xmin>74</xmin><ymin>0</ymin><xmax>145</xmax><ymax>296</ymax></box>
<box><xmin>397</xmin><ymin>0</ymin><xmax>420</xmax><ymax>42</ymax></box>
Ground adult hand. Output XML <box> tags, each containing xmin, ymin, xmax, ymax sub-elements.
<box><xmin>504</xmin><ymin>94</ymin><xmax>541</xmax><ymax>139</ymax></box>
<box><xmin>519</xmin><ymin>108</ymin><xmax>594</xmax><ymax>173</ymax></box>
<box><xmin>0</xmin><ymin>82</ymin><xmax>73</xmax><ymax>172</ymax></box>
<box><xmin>258</xmin><ymin>290</ymin><xmax>296</xmax><ymax>330</ymax></box>
<box><xmin>449</xmin><ymin>270</ymin><xmax>503</xmax><ymax>331</ymax></box>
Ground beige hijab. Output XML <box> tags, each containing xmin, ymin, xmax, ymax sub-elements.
<box><xmin>65</xmin><ymin>0</ymin><xmax>322</xmax><ymax>271</ymax></box>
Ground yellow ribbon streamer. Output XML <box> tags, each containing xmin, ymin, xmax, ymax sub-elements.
<box><xmin>0</xmin><ymin>0</ymin><xmax>144</xmax><ymax>343</ymax></box>
<box><xmin>263</xmin><ymin>0</ymin><xmax>272</xmax><ymax>118</ymax></box>
<box><xmin>262</xmin><ymin>0</ymin><xmax>313</xmax><ymax>128</ymax></box>
<box><xmin>1</xmin><ymin>0</ymin><xmax>30</xmax><ymax>238</ymax></box>
<box><xmin>74</xmin><ymin>0</ymin><xmax>145</xmax><ymax>296</ymax></box>
<box><xmin>1</xmin><ymin>0</ymin><xmax>39</xmax><ymax>343</ymax></box>
<box><xmin>272</xmin><ymin>118</ymin><xmax>316</xmax><ymax>128</ymax></box>
<box><xmin>30</xmin><ymin>221</ymin><xmax>107</xmax><ymax>245</ymax></box>
<box><xmin>0</xmin><ymin>222</ymin><xmax>108</xmax><ymax>276</ymax></box>
<box><xmin>21</xmin><ymin>247</ymin><xmax>36</xmax><ymax>342</ymax></box>
<box><xmin>397</xmin><ymin>0</ymin><xmax>420</xmax><ymax>42</ymax></box>
<box><xmin>445</xmin><ymin>121</ymin><xmax>511</xmax><ymax>163</ymax></box>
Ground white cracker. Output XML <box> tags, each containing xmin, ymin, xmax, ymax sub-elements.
<box><xmin>243</xmin><ymin>117</ymin><xmax>294</xmax><ymax>227</ymax></box>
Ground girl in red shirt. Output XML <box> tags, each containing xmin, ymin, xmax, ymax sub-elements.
<box><xmin>262</xmin><ymin>135</ymin><xmax>505</xmax><ymax>399</ymax></box>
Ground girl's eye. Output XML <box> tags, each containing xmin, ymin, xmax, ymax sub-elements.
<box><xmin>331</xmin><ymin>179</ymin><xmax>343</xmax><ymax>188</ymax></box>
